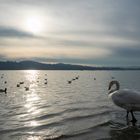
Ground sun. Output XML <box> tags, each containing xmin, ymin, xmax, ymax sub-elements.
<box><xmin>24</xmin><ymin>15</ymin><xmax>43</xmax><ymax>34</ymax></box>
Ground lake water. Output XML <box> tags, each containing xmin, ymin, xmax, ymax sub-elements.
<box><xmin>0</xmin><ymin>70</ymin><xmax>140</xmax><ymax>140</ymax></box>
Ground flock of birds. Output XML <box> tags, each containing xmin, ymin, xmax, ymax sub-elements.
<box><xmin>16</xmin><ymin>82</ymin><xmax>29</xmax><ymax>91</ymax></box>
<box><xmin>0</xmin><ymin>73</ymin><xmax>140</xmax><ymax>126</ymax></box>
<box><xmin>0</xmin><ymin>74</ymin><xmax>80</xmax><ymax>93</ymax></box>
<box><xmin>0</xmin><ymin>74</ymin><xmax>7</xmax><ymax>93</ymax></box>
<box><xmin>0</xmin><ymin>74</ymin><xmax>49</xmax><ymax>94</ymax></box>
<box><xmin>67</xmin><ymin>75</ymin><xmax>80</xmax><ymax>84</ymax></box>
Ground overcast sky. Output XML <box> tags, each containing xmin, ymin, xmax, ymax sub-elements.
<box><xmin>0</xmin><ymin>0</ymin><xmax>140</xmax><ymax>66</ymax></box>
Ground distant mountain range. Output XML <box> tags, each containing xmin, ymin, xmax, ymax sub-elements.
<box><xmin>0</xmin><ymin>60</ymin><xmax>140</xmax><ymax>70</ymax></box>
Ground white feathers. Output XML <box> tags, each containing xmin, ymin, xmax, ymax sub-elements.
<box><xmin>108</xmin><ymin>81</ymin><xmax>140</xmax><ymax>111</ymax></box>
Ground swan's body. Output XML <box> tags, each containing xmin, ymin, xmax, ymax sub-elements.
<box><xmin>109</xmin><ymin>89</ymin><xmax>140</xmax><ymax>111</ymax></box>
<box><xmin>108</xmin><ymin>80</ymin><xmax>140</xmax><ymax>125</ymax></box>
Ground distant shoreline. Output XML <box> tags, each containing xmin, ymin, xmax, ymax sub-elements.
<box><xmin>0</xmin><ymin>60</ymin><xmax>140</xmax><ymax>70</ymax></box>
<box><xmin>0</xmin><ymin>69</ymin><xmax>140</xmax><ymax>71</ymax></box>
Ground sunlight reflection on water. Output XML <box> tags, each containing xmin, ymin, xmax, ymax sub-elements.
<box><xmin>26</xmin><ymin>136</ymin><xmax>43</xmax><ymax>140</ymax></box>
<box><xmin>24</xmin><ymin>70</ymin><xmax>39</xmax><ymax>83</ymax></box>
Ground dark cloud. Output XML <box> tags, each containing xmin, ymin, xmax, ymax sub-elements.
<box><xmin>114</xmin><ymin>47</ymin><xmax>140</xmax><ymax>58</ymax></box>
<box><xmin>0</xmin><ymin>26</ymin><xmax>36</xmax><ymax>38</ymax></box>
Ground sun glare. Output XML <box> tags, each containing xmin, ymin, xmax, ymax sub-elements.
<box><xmin>24</xmin><ymin>15</ymin><xmax>44</xmax><ymax>34</ymax></box>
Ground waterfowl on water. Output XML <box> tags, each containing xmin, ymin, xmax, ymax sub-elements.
<box><xmin>17</xmin><ymin>84</ymin><xmax>20</xmax><ymax>87</ymax></box>
<box><xmin>44</xmin><ymin>82</ymin><xmax>47</xmax><ymax>84</ymax></box>
<box><xmin>68</xmin><ymin>80</ymin><xmax>72</xmax><ymax>84</ymax></box>
<box><xmin>0</xmin><ymin>88</ymin><xmax>7</xmax><ymax>93</ymax></box>
<box><xmin>108</xmin><ymin>80</ymin><xmax>140</xmax><ymax>126</ymax></box>
<box><xmin>111</xmin><ymin>76</ymin><xmax>115</xmax><ymax>79</ymax></box>
<box><xmin>25</xmin><ymin>87</ymin><xmax>29</xmax><ymax>91</ymax></box>
<box><xmin>75</xmin><ymin>76</ymin><xmax>79</xmax><ymax>79</ymax></box>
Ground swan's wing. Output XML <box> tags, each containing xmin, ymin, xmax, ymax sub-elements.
<box><xmin>111</xmin><ymin>89</ymin><xmax>140</xmax><ymax>110</ymax></box>
<box><xmin>118</xmin><ymin>89</ymin><xmax>140</xmax><ymax>104</ymax></box>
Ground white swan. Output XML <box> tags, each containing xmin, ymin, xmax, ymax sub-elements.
<box><xmin>108</xmin><ymin>80</ymin><xmax>140</xmax><ymax>125</ymax></box>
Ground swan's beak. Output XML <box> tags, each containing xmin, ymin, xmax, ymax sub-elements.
<box><xmin>108</xmin><ymin>85</ymin><xmax>111</xmax><ymax>90</ymax></box>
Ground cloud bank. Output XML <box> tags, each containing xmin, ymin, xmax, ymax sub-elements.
<box><xmin>0</xmin><ymin>0</ymin><xmax>140</xmax><ymax>66</ymax></box>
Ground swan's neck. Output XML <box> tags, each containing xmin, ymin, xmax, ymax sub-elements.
<box><xmin>115</xmin><ymin>82</ymin><xmax>120</xmax><ymax>91</ymax></box>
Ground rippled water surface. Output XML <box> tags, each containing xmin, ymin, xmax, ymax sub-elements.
<box><xmin>0</xmin><ymin>70</ymin><xmax>140</xmax><ymax>140</ymax></box>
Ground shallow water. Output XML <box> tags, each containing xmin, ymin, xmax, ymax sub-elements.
<box><xmin>0</xmin><ymin>70</ymin><xmax>140</xmax><ymax>140</ymax></box>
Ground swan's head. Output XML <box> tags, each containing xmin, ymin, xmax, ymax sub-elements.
<box><xmin>108</xmin><ymin>80</ymin><xmax>120</xmax><ymax>94</ymax></box>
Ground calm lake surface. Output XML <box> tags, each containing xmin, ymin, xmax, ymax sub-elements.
<box><xmin>0</xmin><ymin>70</ymin><xmax>140</xmax><ymax>140</ymax></box>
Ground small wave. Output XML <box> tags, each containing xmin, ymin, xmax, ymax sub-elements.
<box><xmin>44</xmin><ymin>132</ymin><xmax>90</xmax><ymax>140</ymax></box>
<box><xmin>62</xmin><ymin>110</ymin><xmax>112</xmax><ymax>122</ymax></box>
<box><xmin>34</xmin><ymin>106</ymin><xmax>109</xmax><ymax>121</ymax></box>
<box><xmin>35</xmin><ymin>112</ymin><xmax>63</xmax><ymax>121</ymax></box>
<box><xmin>0</xmin><ymin>126</ymin><xmax>31</xmax><ymax>134</ymax></box>
<box><xmin>44</xmin><ymin>120</ymin><xmax>111</xmax><ymax>140</ymax></box>
<box><xmin>33</xmin><ymin>121</ymin><xmax>63</xmax><ymax>131</ymax></box>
